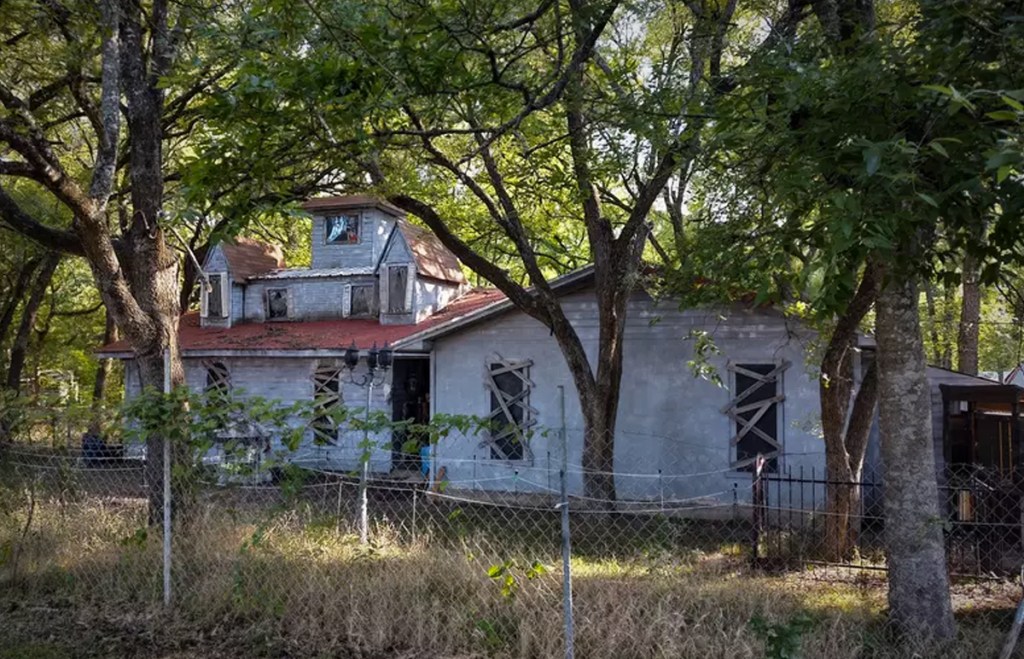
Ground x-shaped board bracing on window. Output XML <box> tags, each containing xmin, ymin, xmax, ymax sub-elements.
<box><xmin>311</xmin><ymin>363</ymin><xmax>344</xmax><ymax>445</ymax></box>
<box><xmin>483</xmin><ymin>356</ymin><xmax>538</xmax><ymax>462</ymax></box>
<box><xmin>721</xmin><ymin>361</ymin><xmax>789</xmax><ymax>468</ymax></box>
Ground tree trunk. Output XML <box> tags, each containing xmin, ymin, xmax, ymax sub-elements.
<box><xmin>819</xmin><ymin>266</ymin><xmax>879</xmax><ymax>559</ymax></box>
<box><xmin>4</xmin><ymin>253</ymin><xmax>60</xmax><ymax>393</ymax></box>
<box><xmin>876</xmin><ymin>273</ymin><xmax>956</xmax><ymax>644</ymax></box>
<box><xmin>0</xmin><ymin>257</ymin><xmax>41</xmax><ymax>354</ymax></box>
<box><xmin>92</xmin><ymin>311</ymin><xmax>118</xmax><ymax>409</ymax></box>
<box><xmin>957</xmin><ymin>253</ymin><xmax>980</xmax><ymax>375</ymax></box>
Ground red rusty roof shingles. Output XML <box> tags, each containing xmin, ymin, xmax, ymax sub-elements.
<box><xmin>220</xmin><ymin>237</ymin><xmax>286</xmax><ymax>283</ymax></box>
<box><xmin>394</xmin><ymin>219</ymin><xmax>466</xmax><ymax>284</ymax></box>
<box><xmin>97</xmin><ymin>288</ymin><xmax>506</xmax><ymax>356</ymax></box>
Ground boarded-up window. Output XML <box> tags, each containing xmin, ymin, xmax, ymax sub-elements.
<box><xmin>350</xmin><ymin>284</ymin><xmax>375</xmax><ymax>316</ymax></box>
<box><xmin>723</xmin><ymin>362</ymin><xmax>787</xmax><ymax>471</ymax></box>
<box><xmin>485</xmin><ymin>359</ymin><xmax>536</xmax><ymax>461</ymax></box>
<box><xmin>204</xmin><ymin>361</ymin><xmax>230</xmax><ymax>394</ymax></box>
<box><xmin>311</xmin><ymin>364</ymin><xmax>343</xmax><ymax>445</ymax></box>
<box><xmin>325</xmin><ymin>214</ymin><xmax>360</xmax><ymax>244</ymax></box>
<box><xmin>387</xmin><ymin>265</ymin><xmax>411</xmax><ymax>313</ymax></box>
<box><xmin>266</xmin><ymin>288</ymin><xmax>289</xmax><ymax>319</ymax></box>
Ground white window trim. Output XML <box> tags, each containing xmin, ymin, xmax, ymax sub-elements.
<box><xmin>201</xmin><ymin>272</ymin><xmax>230</xmax><ymax>319</ymax></box>
<box><xmin>323</xmin><ymin>212</ymin><xmax>362</xmax><ymax>245</ymax></box>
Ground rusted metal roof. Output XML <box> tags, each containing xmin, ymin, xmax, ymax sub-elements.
<box><xmin>97</xmin><ymin>288</ymin><xmax>505</xmax><ymax>356</ymax></box>
<box><xmin>219</xmin><ymin>238</ymin><xmax>286</xmax><ymax>283</ymax></box>
<box><xmin>302</xmin><ymin>194</ymin><xmax>405</xmax><ymax>217</ymax></box>
<box><xmin>249</xmin><ymin>267</ymin><xmax>375</xmax><ymax>280</ymax></box>
<box><xmin>394</xmin><ymin>219</ymin><xmax>467</xmax><ymax>284</ymax></box>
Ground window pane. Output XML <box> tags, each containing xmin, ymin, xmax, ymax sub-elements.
<box><xmin>388</xmin><ymin>266</ymin><xmax>409</xmax><ymax>313</ymax></box>
<box><xmin>208</xmin><ymin>274</ymin><xmax>223</xmax><ymax>317</ymax></box>
<box><xmin>351</xmin><ymin>285</ymin><xmax>374</xmax><ymax>315</ymax></box>
<box><xmin>267</xmin><ymin>288</ymin><xmax>288</xmax><ymax>319</ymax></box>
<box><xmin>326</xmin><ymin>215</ymin><xmax>359</xmax><ymax>244</ymax></box>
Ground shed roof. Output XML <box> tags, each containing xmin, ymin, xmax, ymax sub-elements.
<box><xmin>218</xmin><ymin>238</ymin><xmax>286</xmax><ymax>283</ymax></box>
<box><xmin>302</xmin><ymin>194</ymin><xmax>405</xmax><ymax>217</ymax></box>
<box><xmin>386</xmin><ymin>220</ymin><xmax>466</xmax><ymax>284</ymax></box>
<box><xmin>97</xmin><ymin>288</ymin><xmax>505</xmax><ymax>357</ymax></box>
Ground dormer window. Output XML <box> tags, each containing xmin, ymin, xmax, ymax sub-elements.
<box><xmin>325</xmin><ymin>213</ymin><xmax>360</xmax><ymax>244</ymax></box>
<box><xmin>201</xmin><ymin>273</ymin><xmax>229</xmax><ymax>319</ymax></box>
<box><xmin>266</xmin><ymin>288</ymin><xmax>290</xmax><ymax>320</ymax></box>
<box><xmin>387</xmin><ymin>265</ymin><xmax>412</xmax><ymax>313</ymax></box>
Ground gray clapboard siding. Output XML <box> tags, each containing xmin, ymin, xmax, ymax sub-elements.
<box><xmin>181</xmin><ymin>356</ymin><xmax>394</xmax><ymax>471</ymax></box>
<box><xmin>243</xmin><ymin>276</ymin><xmax>378</xmax><ymax>322</ymax></box>
<box><xmin>310</xmin><ymin>209</ymin><xmax>395</xmax><ymax>270</ymax></box>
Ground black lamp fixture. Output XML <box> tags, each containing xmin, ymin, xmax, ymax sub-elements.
<box><xmin>344</xmin><ymin>341</ymin><xmax>360</xmax><ymax>371</ymax></box>
<box><xmin>342</xmin><ymin>340</ymin><xmax>392</xmax><ymax>384</ymax></box>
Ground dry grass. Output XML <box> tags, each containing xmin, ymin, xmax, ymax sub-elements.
<box><xmin>1</xmin><ymin>488</ymin><xmax>1020</xmax><ymax>659</ymax></box>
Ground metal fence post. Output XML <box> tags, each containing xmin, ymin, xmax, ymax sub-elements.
<box><xmin>560</xmin><ymin>468</ymin><xmax>575</xmax><ymax>659</ymax></box>
<box><xmin>358</xmin><ymin>381</ymin><xmax>372</xmax><ymax>545</ymax></box>
<box><xmin>411</xmin><ymin>487</ymin><xmax>418</xmax><ymax>545</ymax></box>
<box><xmin>162</xmin><ymin>348</ymin><xmax>172</xmax><ymax>607</ymax></box>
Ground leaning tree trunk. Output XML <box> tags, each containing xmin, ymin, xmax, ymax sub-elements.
<box><xmin>957</xmin><ymin>253</ymin><xmax>981</xmax><ymax>375</ymax></box>
<box><xmin>819</xmin><ymin>266</ymin><xmax>880</xmax><ymax>560</ymax></box>
<box><xmin>876</xmin><ymin>273</ymin><xmax>956</xmax><ymax>644</ymax></box>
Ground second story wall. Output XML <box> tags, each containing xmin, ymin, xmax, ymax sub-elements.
<box><xmin>243</xmin><ymin>276</ymin><xmax>379</xmax><ymax>322</ymax></box>
<box><xmin>310</xmin><ymin>207</ymin><xmax>396</xmax><ymax>270</ymax></box>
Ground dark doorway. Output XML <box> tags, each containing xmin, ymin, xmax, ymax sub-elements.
<box><xmin>391</xmin><ymin>357</ymin><xmax>430</xmax><ymax>472</ymax></box>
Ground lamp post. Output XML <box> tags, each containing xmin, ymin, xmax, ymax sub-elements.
<box><xmin>343</xmin><ymin>341</ymin><xmax>392</xmax><ymax>545</ymax></box>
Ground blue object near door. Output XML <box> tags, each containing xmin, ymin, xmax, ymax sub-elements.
<box><xmin>420</xmin><ymin>445</ymin><xmax>431</xmax><ymax>477</ymax></box>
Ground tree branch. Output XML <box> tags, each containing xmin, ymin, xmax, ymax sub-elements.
<box><xmin>0</xmin><ymin>183</ymin><xmax>84</xmax><ymax>255</ymax></box>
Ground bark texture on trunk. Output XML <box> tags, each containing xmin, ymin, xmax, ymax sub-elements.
<box><xmin>876</xmin><ymin>274</ymin><xmax>956</xmax><ymax>644</ymax></box>
<box><xmin>957</xmin><ymin>253</ymin><xmax>980</xmax><ymax>375</ymax></box>
<box><xmin>4</xmin><ymin>253</ymin><xmax>60</xmax><ymax>393</ymax></box>
<box><xmin>819</xmin><ymin>267</ymin><xmax>879</xmax><ymax>559</ymax></box>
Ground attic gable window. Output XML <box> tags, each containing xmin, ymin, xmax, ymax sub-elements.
<box><xmin>484</xmin><ymin>357</ymin><xmax>537</xmax><ymax>461</ymax></box>
<box><xmin>201</xmin><ymin>273</ymin><xmax>229</xmax><ymax>319</ymax></box>
<box><xmin>266</xmin><ymin>288</ymin><xmax>290</xmax><ymax>320</ymax></box>
<box><xmin>325</xmin><ymin>213</ymin><xmax>360</xmax><ymax>245</ymax></box>
<box><xmin>387</xmin><ymin>265</ymin><xmax>412</xmax><ymax>314</ymax></box>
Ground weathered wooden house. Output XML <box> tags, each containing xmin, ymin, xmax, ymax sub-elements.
<box><xmin>392</xmin><ymin>269</ymin><xmax>833</xmax><ymax>502</ymax></box>
<box><xmin>103</xmin><ymin>194</ymin><xmax>989</xmax><ymax>506</ymax></box>
<box><xmin>100</xmin><ymin>196</ymin><xmax>501</xmax><ymax>471</ymax></box>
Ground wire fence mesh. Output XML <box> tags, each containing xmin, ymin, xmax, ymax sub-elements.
<box><xmin>2</xmin><ymin>399</ymin><xmax>1024</xmax><ymax>656</ymax></box>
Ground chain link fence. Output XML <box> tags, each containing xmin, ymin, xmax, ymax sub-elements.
<box><xmin>2</xmin><ymin>398</ymin><xmax>1023</xmax><ymax>656</ymax></box>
